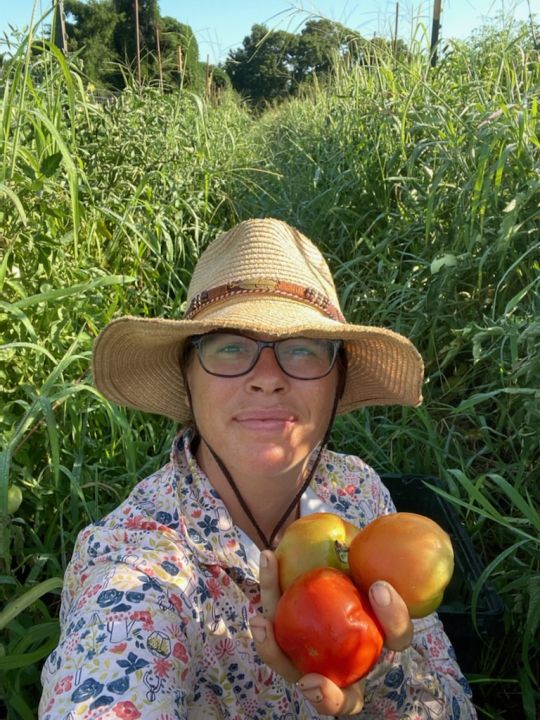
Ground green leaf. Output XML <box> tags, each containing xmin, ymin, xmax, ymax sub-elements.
<box><xmin>454</xmin><ymin>388</ymin><xmax>537</xmax><ymax>413</ymax></box>
<box><xmin>486</xmin><ymin>474</ymin><xmax>540</xmax><ymax>531</ymax></box>
<box><xmin>0</xmin><ymin>248</ymin><xmax>11</xmax><ymax>293</ymax></box>
<box><xmin>0</xmin><ymin>577</ymin><xmax>63</xmax><ymax>631</ymax></box>
<box><xmin>10</xmin><ymin>275</ymin><xmax>136</xmax><ymax>310</ymax></box>
<box><xmin>39</xmin><ymin>151</ymin><xmax>62</xmax><ymax>177</ymax></box>
<box><xmin>521</xmin><ymin>576</ymin><xmax>540</xmax><ymax>684</ymax></box>
<box><xmin>0</xmin><ymin>448</ymin><xmax>12</xmax><ymax>569</ymax></box>
<box><xmin>519</xmin><ymin>665</ymin><xmax>538</xmax><ymax>720</ymax></box>
<box><xmin>0</xmin><ymin>632</ymin><xmax>59</xmax><ymax>670</ymax></box>
<box><xmin>470</xmin><ymin>539</ymin><xmax>528</xmax><ymax>634</ymax></box>
<box><xmin>0</xmin><ymin>301</ymin><xmax>38</xmax><ymax>341</ymax></box>
<box><xmin>0</xmin><ymin>182</ymin><xmax>28</xmax><ymax>225</ymax></box>
<box><xmin>37</xmin><ymin>396</ymin><xmax>60</xmax><ymax>489</ymax></box>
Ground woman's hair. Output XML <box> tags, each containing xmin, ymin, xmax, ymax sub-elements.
<box><xmin>336</xmin><ymin>345</ymin><xmax>348</xmax><ymax>399</ymax></box>
<box><xmin>180</xmin><ymin>338</ymin><xmax>194</xmax><ymax>374</ymax></box>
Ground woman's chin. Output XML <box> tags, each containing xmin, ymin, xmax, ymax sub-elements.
<box><xmin>239</xmin><ymin>444</ymin><xmax>306</xmax><ymax>478</ymax></box>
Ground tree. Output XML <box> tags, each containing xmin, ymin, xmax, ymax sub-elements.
<box><xmin>294</xmin><ymin>19</ymin><xmax>352</xmax><ymax>83</ymax></box>
<box><xmin>225</xmin><ymin>24</ymin><xmax>296</xmax><ymax>106</ymax></box>
<box><xmin>64</xmin><ymin>0</ymin><xmax>203</xmax><ymax>91</ymax></box>
<box><xmin>112</xmin><ymin>0</ymin><xmax>159</xmax><ymax>65</ymax></box>
<box><xmin>159</xmin><ymin>16</ymin><xmax>203</xmax><ymax>90</ymax></box>
<box><xmin>209</xmin><ymin>65</ymin><xmax>231</xmax><ymax>93</ymax></box>
<box><xmin>346</xmin><ymin>35</ymin><xmax>411</xmax><ymax>67</ymax></box>
<box><xmin>64</xmin><ymin>0</ymin><xmax>120</xmax><ymax>87</ymax></box>
<box><xmin>224</xmin><ymin>20</ymin><xmax>388</xmax><ymax>105</ymax></box>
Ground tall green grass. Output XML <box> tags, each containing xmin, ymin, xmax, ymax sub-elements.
<box><xmin>1</xmin><ymin>19</ymin><xmax>539</xmax><ymax>719</ymax></box>
<box><xmin>0</xmin><ymin>30</ymin><xmax>258</xmax><ymax>717</ymax></box>
<box><xmin>233</xmin><ymin>25</ymin><xmax>539</xmax><ymax>716</ymax></box>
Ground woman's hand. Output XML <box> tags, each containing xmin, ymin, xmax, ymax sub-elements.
<box><xmin>249</xmin><ymin>550</ymin><xmax>413</xmax><ymax>716</ymax></box>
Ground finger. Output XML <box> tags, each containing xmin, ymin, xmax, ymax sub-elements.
<box><xmin>298</xmin><ymin>673</ymin><xmax>365</xmax><ymax>715</ymax></box>
<box><xmin>258</xmin><ymin>550</ymin><xmax>281</xmax><ymax>621</ymax></box>
<box><xmin>369</xmin><ymin>581</ymin><xmax>414</xmax><ymax>651</ymax></box>
<box><xmin>249</xmin><ymin>615</ymin><xmax>301</xmax><ymax>683</ymax></box>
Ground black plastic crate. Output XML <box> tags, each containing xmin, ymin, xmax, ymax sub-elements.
<box><xmin>380</xmin><ymin>474</ymin><xmax>504</xmax><ymax>673</ymax></box>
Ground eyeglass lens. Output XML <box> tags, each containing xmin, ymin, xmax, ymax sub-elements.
<box><xmin>195</xmin><ymin>333</ymin><xmax>339</xmax><ymax>379</ymax></box>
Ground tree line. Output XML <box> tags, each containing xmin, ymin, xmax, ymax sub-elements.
<box><xmin>225</xmin><ymin>20</ymin><xmax>408</xmax><ymax>105</ymax></box>
<box><xmin>56</xmin><ymin>1</ymin><xmax>406</xmax><ymax>105</ymax></box>
<box><xmin>63</xmin><ymin>0</ymin><xmax>214</xmax><ymax>93</ymax></box>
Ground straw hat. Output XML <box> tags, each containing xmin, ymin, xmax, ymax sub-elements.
<box><xmin>93</xmin><ymin>218</ymin><xmax>423</xmax><ymax>422</ymax></box>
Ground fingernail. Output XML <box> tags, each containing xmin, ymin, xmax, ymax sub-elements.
<box><xmin>302</xmin><ymin>688</ymin><xmax>323</xmax><ymax>703</ymax></box>
<box><xmin>250</xmin><ymin>624</ymin><xmax>266</xmax><ymax>643</ymax></box>
<box><xmin>260</xmin><ymin>551</ymin><xmax>269</xmax><ymax>568</ymax></box>
<box><xmin>371</xmin><ymin>581</ymin><xmax>392</xmax><ymax>607</ymax></box>
<box><xmin>296</xmin><ymin>679</ymin><xmax>320</xmax><ymax>691</ymax></box>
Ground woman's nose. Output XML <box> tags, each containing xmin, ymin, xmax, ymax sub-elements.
<box><xmin>246</xmin><ymin>346</ymin><xmax>289</xmax><ymax>392</ymax></box>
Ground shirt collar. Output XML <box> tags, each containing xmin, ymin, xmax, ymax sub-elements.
<box><xmin>170</xmin><ymin>427</ymin><xmax>331</xmax><ymax>581</ymax></box>
<box><xmin>170</xmin><ymin>428</ymin><xmax>258</xmax><ymax>581</ymax></box>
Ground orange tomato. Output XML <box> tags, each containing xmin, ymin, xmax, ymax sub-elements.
<box><xmin>348</xmin><ymin>512</ymin><xmax>454</xmax><ymax>618</ymax></box>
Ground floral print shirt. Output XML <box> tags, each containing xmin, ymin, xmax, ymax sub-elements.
<box><xmin>40</xmin><ymin>428</ymin><xmax>476</xmax><ymax>720</ymax></box>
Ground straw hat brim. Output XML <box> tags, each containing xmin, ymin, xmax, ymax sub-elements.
<box><xmin>92</xmin><ymin>295</ymin><xmax>423</xmax><ymax>423</ymax></box>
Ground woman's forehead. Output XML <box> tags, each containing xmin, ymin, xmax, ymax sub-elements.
<box><xmin>205</xmin><ymin>330</ymin><xmax>326</xmax><ymax>342</ymax></box>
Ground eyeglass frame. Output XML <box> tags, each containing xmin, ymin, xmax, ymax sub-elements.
<box><xmin>188</xmin><ymin>331</ymin><xmax>344</xmax><ymax>380</ymax></box>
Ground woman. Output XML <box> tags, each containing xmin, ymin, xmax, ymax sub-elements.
<box><xmin>40</xmin><ymin>218</ymin><xmax>476</xmax><ymax>719</ymax></box>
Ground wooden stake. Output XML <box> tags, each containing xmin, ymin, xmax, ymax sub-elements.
<box><xmin>526</xmin><ymin>0</ymin><xmax>539</xmax><ymax>50</ymax></box>
<box><xmin>205</xmin><ymin>54</ymin><xmax>211</xmax><ymax>98</ymax></box>
<box><xmin>156</xmin><ymin>25</ymin><xmax>163</xmax><ymax>92</ymax></box>
<box><xmin>393</xmin><ymin>2</ymin><xmax>399</xmax><ymax>56</ymax></box>
<box><xmin>134</xmin><ymin>0</ymin><xmax>141</xmax><ymax>83</ymax></box>
<box><xmin>177</xmin><ymin>46</ymin><xmax>184</xmax><ymax>89</ymax></box>
<box><xmin>52</xmin><ymin>0</ymin><xmax>67</xmax><ymax>54</ymax></box>
<box><xmin>430</xmin><ymin>0</ymin><xmax>442</xmax><ymax>67</ymax></box>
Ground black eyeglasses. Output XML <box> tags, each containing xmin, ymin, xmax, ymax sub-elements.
<box><xmin>190</xmin><ymin>332</ymin><xmax>342</xmax><ymax>380</ymax></box>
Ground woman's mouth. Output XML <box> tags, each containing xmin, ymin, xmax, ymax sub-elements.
<box><xmin>234</xmin><ymin>410</ymin><xmax>297</xmax><ymax>432</ymax></box>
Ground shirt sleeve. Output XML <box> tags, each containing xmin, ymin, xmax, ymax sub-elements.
<box><xmin>359</xmin><ymin>613</ymin><xmax>475</xmax><ymax>718</ymax></box>
<box><xmin>39</xmin><ymin>550</ymin><xmax>195</xmax><ymax>720</ymax></box>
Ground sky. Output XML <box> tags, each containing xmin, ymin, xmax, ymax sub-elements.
<box><xmin>0</xmin><ymin>0</ymin><xmax>535</xmax><ymax>64</ymax></box>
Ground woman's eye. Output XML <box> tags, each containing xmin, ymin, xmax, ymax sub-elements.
<box><xmin>286</xmin><ymin>344</ymin><xmax>317</xmax><ymax>357</ymax></box>
<box><xmin>216</xmin><ymin>343</ymin><xmax>244</xmax><ymax>354</ymax></box>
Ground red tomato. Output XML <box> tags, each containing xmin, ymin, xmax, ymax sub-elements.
<box><xmin>274</xmin><ymin>567</ymin><xmax>384</xmax><ymax>688</ymax></box>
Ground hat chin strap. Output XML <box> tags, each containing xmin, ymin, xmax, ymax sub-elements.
<box><xmin>186</xmin><ymin>382</ymin><xmax>341</xmax><ymax>550</ymax></box>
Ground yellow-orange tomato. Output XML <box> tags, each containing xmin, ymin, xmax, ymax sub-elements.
<box><xmin>275</xmin><ymin>512</ymin><xmax>360</xmax><ymax>592</ymax></box>
<box><xmin>348</xmin><ymin>512</ymin><xmax>454</xmax><ymax>618</ymax></box>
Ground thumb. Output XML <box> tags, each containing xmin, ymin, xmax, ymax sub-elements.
<box><xmin>258</xmin><ymin>550</ymin><xmax>281</xmax><ymax>621</ymax></box>
<box><xmin>369</xmin><ymin>581</ymin><xmax>413</xmax><ymax>652</ymax></box>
